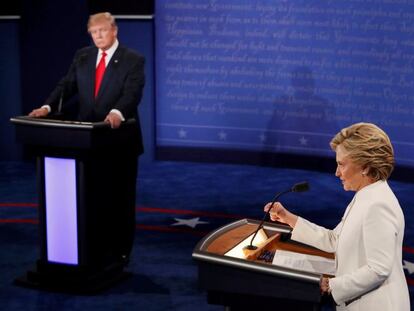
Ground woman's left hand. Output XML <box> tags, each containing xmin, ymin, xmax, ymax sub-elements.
<box><xmin>320</xmin><ymin>276</ymin><xmax>332</xmax><ymax>294</ymax></box>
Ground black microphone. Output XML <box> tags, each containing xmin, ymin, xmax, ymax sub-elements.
<box><xmin>244</xmin><ymin>181</ymin><xmax>309</xmax><ymax>251</ymax></box>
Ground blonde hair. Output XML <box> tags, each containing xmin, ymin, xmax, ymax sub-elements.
<box><xmin>87</xmin><ymin>12</ymin><xmax>117</xmax><ymax>31</ymax></box>
<box><xmin>330</xmin><ymin>122</ymin><xmax>394</xmax><ymax>180</ymax></box>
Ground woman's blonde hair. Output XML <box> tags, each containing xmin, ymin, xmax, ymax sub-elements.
<box><xmin>330</xmin><ymin>122</ymin><xmax>394</xmax><ymax>180</ymax></box>
<box><xmin>87</xmin><ymin>12</ymin><xmax>117</xmax><ymax>32</ymax></box>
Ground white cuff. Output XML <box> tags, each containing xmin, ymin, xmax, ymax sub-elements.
<box><xmin>41</xmin><ymin>105</ymin><xmax>51</xmax><ymax>113</ymax></box>
<box><xmin>109</xmin><ymin>109</ymin><xmax>125</xmax><ymax>121</ymax></box>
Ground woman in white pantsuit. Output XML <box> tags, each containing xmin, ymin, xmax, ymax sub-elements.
<box><xmin>265</xmin><ymin>123</ymin><xmax>410</xmax><ymax>310</ymax></box>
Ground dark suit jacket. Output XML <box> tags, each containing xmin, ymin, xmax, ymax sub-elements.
<box><xmin>45</xmin><ymin>45</ymin><xmax>146</xmax><ymax>154</ymax></box>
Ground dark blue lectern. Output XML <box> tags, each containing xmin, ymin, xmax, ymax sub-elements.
<box><xmin>10</xmin><ymin>116</ymin><xmax>139</xmax><ymax>293</ymax></box>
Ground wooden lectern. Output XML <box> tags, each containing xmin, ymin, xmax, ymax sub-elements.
<box><xmin>192</xmin><ymin>219</ymin><xmax>335</xmax><ymax>310</ymax></box>
<box><xmin>10</xmin><ymin>116</ymin><xmax>139</xmax><ymax>293</ymax></box>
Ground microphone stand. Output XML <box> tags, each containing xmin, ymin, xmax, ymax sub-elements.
<box><xmin>57</xmin><ymin>89</ymin><xmax>64</xmax><ymax>116</ymax></box>
<box><xmin>244</xmin><ymin>189</ymin><xmax>291</xmax><ymax>251</ymax></box>
<box><xmin>245</xmin><ymin>181</ymin><xmax>309</xmax><ymax>251</ymax></box>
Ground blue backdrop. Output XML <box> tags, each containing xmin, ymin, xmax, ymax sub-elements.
<box><xmin>0</xmin><ymin>20</ymin><xmax>22</xmax><ymax>160</ymax></box>
<box><xmin>155</xmin><ymin>0</ymin><xmax>414</xmax><ymax>167</ymax></box>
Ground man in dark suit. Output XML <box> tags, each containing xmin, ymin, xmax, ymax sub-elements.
<box><xmin>29</xmin><ymin>11</ymin><xmax>145</xmax><ymax>131</ymax></box>
<box><xmin>29</xmin><ymin>12</ymin><xmax>145</xmax><ymax>267</ymax></box>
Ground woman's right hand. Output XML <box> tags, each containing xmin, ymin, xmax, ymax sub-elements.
<box><xmin>264</xmin><ymin>202</ymin><xmax>298</xmax><ymax>228</ymax></box>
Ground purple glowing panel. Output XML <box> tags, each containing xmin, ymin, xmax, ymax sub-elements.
<box><xmin>44</xmin><ymin>157</ymin><xmax>78</xmax><ymax>265</ymax></box>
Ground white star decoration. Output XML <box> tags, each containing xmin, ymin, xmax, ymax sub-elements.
<box><xmin>299</xmin><ymin>136</ymin><xmax>308</xmax><ymax>145</ymax></box>
<box><xmin>259</xmin><ymin>133</ymin><xmax>266</xmax><ymax>142</ymax></box>
<box><xmin>403</xmin><ymin>260</ymin><xmax>414</xmax><ymax>274</ymax></box>
<box><xmin>171</xmin><ymin>217</ymin><xmax>209</xmax><ymax>229</ymax></box>
<box><xmin>178</xmin><ymin>128</ymin><xmax>187</xmax><ymax>138</ymax></box>
<box><xmin>218</xmin><ymin>131</ymin><xmax>227</xmax><ymax>140</ymax></box>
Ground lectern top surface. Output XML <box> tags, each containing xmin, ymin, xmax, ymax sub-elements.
<box><xmin>10</xmin><ymin>116</ymin><xmax>108</xmax><ymax>129</ymax></box>
<box><xmin>193</xmin><ymin>219</ymin><xmax>335</xmax><ymax>283</ymax></box>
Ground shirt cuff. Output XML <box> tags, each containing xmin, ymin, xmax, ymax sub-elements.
<box><xmin>110</xmin><ymin>109</ymin><xmax>125</xmax><ymax>121</ymax></box>
<box><xmin>41</xmin><ymin>105</ymin><xmax>51</xmax><ymax>113</ymax></box>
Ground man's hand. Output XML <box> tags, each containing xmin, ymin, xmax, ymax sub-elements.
<box><xmin>104</xmin><ymin>112</ymin><xmax>122</xmax><ymax>129</ymax></box>
<box><xmin>29</xmin><ymin>107</ymin><xmax>49</xmax><ymax>118</ymax></box>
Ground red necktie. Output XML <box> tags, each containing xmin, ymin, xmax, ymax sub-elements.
<box><xmin>94</xmin><ymin>51</ymin><xmax>107</xmax><ymax>98</ymax></box>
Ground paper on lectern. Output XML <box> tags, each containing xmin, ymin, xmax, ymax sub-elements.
<box><xmin>272</xmin><ymin>250</ymin><xmax>336</xmax><ymax>275</ymax></box>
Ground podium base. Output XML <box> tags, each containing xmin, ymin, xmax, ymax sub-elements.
<box><xmin>14</xmin><ymin>259</ymin><xmax>130</xmax><ymax>294</ymax></box>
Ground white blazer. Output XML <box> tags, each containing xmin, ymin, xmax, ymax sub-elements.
<box><xmin>291</xmin><ymin>180</ymin><xmax>410</xmax><ymax>311</ymax></box>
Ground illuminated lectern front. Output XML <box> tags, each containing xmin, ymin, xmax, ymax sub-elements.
<box><xmin>192</xmin><ymin>219</ymin><xmax>335</xmax><ymax>311</ymax></box>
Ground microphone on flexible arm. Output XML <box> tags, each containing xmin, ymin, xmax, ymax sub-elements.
<box><xmin>55</xmin><ymin>83</ymin><xmax>66</xmax><ymax>118</ymax></box>
<box><xmin>54</xmin><ymin>53</ymin><xmax>87</xmax><ymax>119</ymax></box>
<box><xmin>52</xmin><ymin>78</ymin><xmax>70</xmax><ymax>120</ymax></box>
<box><xmin>244</xmin><ymin>181</ymin><xmax>310</xmax><ymax>251</ymax></box>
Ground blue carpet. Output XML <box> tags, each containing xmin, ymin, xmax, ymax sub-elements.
<box><xmin>0</xmin><ymin>160</ymin><xmax>413</xmax><ymax>310</ymax></box>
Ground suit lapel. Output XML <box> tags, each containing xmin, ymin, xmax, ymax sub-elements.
<box><xmin>82</xmin><ymin>48</ymin><xmax>98</xmax><ymax>103</ymax></box>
